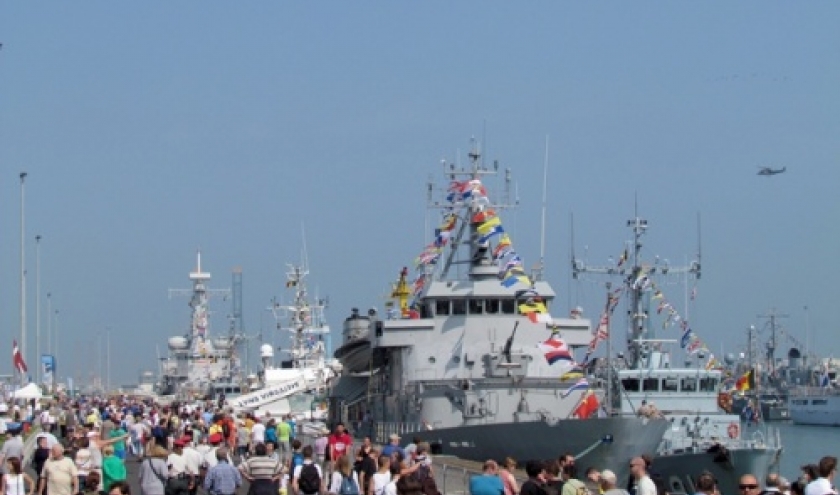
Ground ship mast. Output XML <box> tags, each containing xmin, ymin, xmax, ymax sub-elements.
<box><xmin>572</xmin><ymin>214</ymin><xmax>701</xmax><ymax>368</ymax></box>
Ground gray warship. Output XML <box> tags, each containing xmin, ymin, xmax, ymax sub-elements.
<box><xmin>330</xmin><ymin>146</ymin><xmax>668</xmax><ymax>482</ymax></box>
<box><xmin>572</xmin><ymin>215</ymin><xmax>782</xmax><ymax>494</ymax></box>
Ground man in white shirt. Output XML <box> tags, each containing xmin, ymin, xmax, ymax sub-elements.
<box><xmin>805</xmin><ymin>457</ymin><xmax>837</xmax><ymax>495</ymax></box>
<box><xmin>181</xmin><ymin>438</ymin><xmax>203</xmax><ymax>495</ymax></box>
<box><xmin>251</xmin><ymin>419</ymin><xmax>266</xmax><ymax>448</ymax></box>
<box><xmin>630</xmin><ymin>457</ymin><xmax>656</xmax><ymax>495</ymax></box>
<box><xmin>167</xmin><ymin>439</ymin><xmax>191</xmax><ymax>495</ymax></box>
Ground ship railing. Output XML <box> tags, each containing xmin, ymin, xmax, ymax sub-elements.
<box><xmin>430</xmin><ymin>457</ymin><xmax>526</xmax><ymax>495</ymax></box>
<box><xmin>788</xmin><ymin>386</ymin><xmax>840</xmax><ymax>397</ymax></box>
<box><xmin>371</xmin><ymin>421</ymin><xmax>430</xmax><ymax>445</ymax></box>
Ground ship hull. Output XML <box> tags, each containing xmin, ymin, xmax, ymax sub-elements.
<box><xmin>653</xmin><ymin>447</ymin><xmax>782</xmax><ymax>495</ymax></box>
<box><xmin>789</xmin><ymin>394</ymin><xmax>840</xmax><ymax>426</ymax></box>
<box><xmin>372</xmin><ymin>417</ymin><xmax>668</xmax><ymax>483</ymax></box>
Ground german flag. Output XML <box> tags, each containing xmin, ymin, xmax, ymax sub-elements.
<box><xmin>736</xmin><ymin>369</ymin><xmax>755</xmax><ymax>391</ymax></box>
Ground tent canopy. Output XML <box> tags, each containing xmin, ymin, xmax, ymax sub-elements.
<box><xmin>13</xmin><ymin>383</ymin><xmax>43</xmax><ymax>400</ymax></box>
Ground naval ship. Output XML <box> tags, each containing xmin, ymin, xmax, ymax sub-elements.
<box><xmin>156</xmin><ymin>253</ymin><xmax>243</xmax><ymax>401</ymax></box>
<box><xmin>572</xmin><ymin>215</ymin><xmax>782</xmax><ymax>494</ymax></box>
<box><xmin>330</xmin><ymin>144</ymin><xmax>668</xmax><ymax>482</ymax></box>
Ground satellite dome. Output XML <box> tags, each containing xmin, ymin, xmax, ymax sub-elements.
<box><xmin>168</xmin><ymin>336</ymin><xmax>188</xmax><ymax>350</ymax></box>
<box><xmin>724</xmin><ymin>353</ymin><xmax>737</xmax><ymax>365</ymax></box>
<box><xmin>260</xmin><ymin>344</ymin><xmax>274</xmax><ymax>358</ymax></box>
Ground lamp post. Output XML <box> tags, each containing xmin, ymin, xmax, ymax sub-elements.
<box><xmin>54</xmin><ymin>309</ymin><xmax>59</xmax><ymax>385</ymax></box>
<box><xmin>20</xmin><ymin>172</ymin><xmax>27</xmax><ymax>376</ymax></box>
<box><xmin>46</xmin><ymin>293</ymin><xmax>52</xmax><ymax>354</ymax></box>
<box><xmin>36</xmin><ymin>235</ymin><xmax>42</xmax><ymax>384</ymax></box>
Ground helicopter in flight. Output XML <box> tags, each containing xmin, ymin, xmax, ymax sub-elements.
<box><xmin>757</xmin><ymin>166</ymin><xmax>786</xmax><ymax>176</ymax></box>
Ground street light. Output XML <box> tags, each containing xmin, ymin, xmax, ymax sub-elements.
<box><xmin>35</xmin><ymin>235</ymin><xmax>42</xmax><ymax>384</ymax></box>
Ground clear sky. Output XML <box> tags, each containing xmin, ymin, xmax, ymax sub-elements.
<box><xmin>0</xmin><ymin>2</ymin><xmax>837</xmax><ymax>387</ymax></box>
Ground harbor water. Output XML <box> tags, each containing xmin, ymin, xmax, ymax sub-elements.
<box><xmin>776</xmin><ymin>422</ymin><xmax>840</xmax><ymax>478</ymax></box>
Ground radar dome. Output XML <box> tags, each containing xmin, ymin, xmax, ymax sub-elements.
<box><xmin>260</xmin><ymin>344</ymin><xmax>274</xmax><ymax>358</ymax></box>
<box><xmin>724</xmin><ymin>353</ymin><xmax>737</xmax><ymax>365</ymax></box>
<box><xmin>168</xmin><ymin>336</ymin><xmax>189</xmax><ymax>350</ymax></box>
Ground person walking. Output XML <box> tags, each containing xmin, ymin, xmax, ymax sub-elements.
<box><xmin>499</xmin><ymin>458</ymin><xmax>519</xmax><ymax>495</ymax></box>
<box><xmin>1</xmin><ymin>457</ymin><xmax>36</xmax><ymax>495</ymax></box>
<box><xmin>203</xmin><ymin>447</ymin><xmax>241</xmax><ymax>495</ymax></box>
<box><xmin>293</xmin><ymin>446</ymin><xmax>323</xmax><ymax>495</ymax></box>
<box><xmin>102</xmin><ymin>446</ymin><xmax>126</xmax><ymax>492</ymax></box>
<box><xmin>138</xmin><ymin>446</ymin><xmax>169</xmax><ymax>495</ymax></box>
<box><xmin>328</xmin><ymin>455</ymin><xmax>360</xmax><ymax>495</ymax></box>
<box><xmin>38</xmin><ymin>445</ymin><xmax>79</xmax><ymax>495</ymax></box>
<box><xmin>239</xmin><ymin>443</ymin><xmax>283</xmax><ymax>495</ymax></box>
<box><xmin>469</xmin><ymin>460</ymin><xmax>505</xmax><ymax>495</ymax></box>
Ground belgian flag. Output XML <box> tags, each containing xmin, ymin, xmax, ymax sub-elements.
<box><xmin>736</xmin><ymin>369</ymin><xmax>755</xmax><ymax>391</ymax></box>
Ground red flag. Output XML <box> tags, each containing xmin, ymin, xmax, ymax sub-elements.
<box><xmin>12</xmin><ymin>340</ymin><xmax>27</xmax><ymax>374</ymax></box>
<box><xmin>574</xmin><ymin>391</ymin><xmax>599</xmax><ymax>419</ymax></box>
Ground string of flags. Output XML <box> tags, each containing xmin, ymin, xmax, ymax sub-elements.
<box><xmin>409</xmin><ymin>177</ymin><xmax>552</xmax><ymax>323</ymax></box>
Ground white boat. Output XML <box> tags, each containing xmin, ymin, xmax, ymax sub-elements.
<box><xmin>238</xmin><ymin>263</ymin><xmax>341</xmax><ymax>419</ymax></box>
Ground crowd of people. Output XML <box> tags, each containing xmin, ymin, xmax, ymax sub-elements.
<box><xmin>467</xmin><ymin>453</ymin><xmax>840</xmax><ymax>495</ymax></box>
<box><xmin>4</xmin><ymin>398</ymin><xmax>839</xmax><ymax>495</ymax></box>
<box><xmin>0</xmin><ymin>397</ymin><xmax>445</xmax><ymax>495</ymax></box>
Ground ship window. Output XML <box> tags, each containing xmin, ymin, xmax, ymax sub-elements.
<box><xmin>621</xmin><ymin>378</ymin><xmax>640</xmax><ymax>391</ymax></box>
<box><xmin>681</xmin><ymin>378</ymin><xmax>697</xmax><ymax>392</ymax></box>
<box><xmin>469</xmin><ymin>299</ymin><xmax>484</xmax><ymax>314</ymax></box>
<box><xmin>699</xmin><ymin>378</ymin><xmax>718</xmax><ymax>392</ymax></box>
<box><xmin>642</xmin><ymin>378</ymin><xmax>659</xmax><ymax>392</ymax></box>
<box><xmin>421</xmin><ymin>304</ymin><xmax>432</xmax><ymax>318</ymax></box>
<box><xmin>435</xmin><ymin>300</ymin><xmax>450</xmax><ymax>316</ymax></box>
<box><xmin>812</xmin><ymin>399</ymin><xmax>828</xmax><ymax>405</ymax></box>
<box><xmin>452</xmin><ymin>299</ymin><xmax>467</xmax><ymax>315</ymax></box>
<box><xmin>501</xmin><ymin>299</ymin><xmax>516</xmax><ymax>314</ymax></box>
<box><xmin>485</xmin><ymin>299</ymin><xmax>500</xmax><ymax>314</ymax></box>
<box><xmin>791</xmin><ymin>399</ymin><xmax>807</xmax><ymax>405</ymax></box>
<box><xmin>662</xmin><ymin>378</ymin><xmax>679</xmax><ymax>391</ymax></box>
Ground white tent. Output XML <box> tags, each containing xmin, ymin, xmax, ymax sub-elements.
<box><xmin>12</xmin><ymin>383</ymin><xmax>43</xmax><ymax>400</ymax></box>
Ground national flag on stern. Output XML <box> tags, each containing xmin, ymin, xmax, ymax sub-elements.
<box><xmin>562</xmin><ymin>378</ymin><xmax>590</xmax><ymax>398</ymax></box>
<box><xmin>736</xmin><ymin>369</ymin><xmax>754</xmax><ymax>391</ymax></box>
<box><xmin>539</xmin><ymin>337</ymin><xmax>573</xmax><ymax>365</ymax></box>
<box><xmin>573</xmin><ymin>391</ymin><xmax>600</xmax><ymax>419</ymax></box>
<box><xmin>12</xmin><ymin>340</ymin><xmax>27</xmax><ymax>374</ymax></box>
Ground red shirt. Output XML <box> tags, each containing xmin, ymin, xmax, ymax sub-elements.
<box><xmin>328</xmin><ymin>432</ymin><xmax>353</xmax><ymax>459</ymax></box>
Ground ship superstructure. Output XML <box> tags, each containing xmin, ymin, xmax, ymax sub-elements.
<box><xmin>157</xmin><ymin>252</ymin><xmax>242</xmax><ymax>400</ymax></box>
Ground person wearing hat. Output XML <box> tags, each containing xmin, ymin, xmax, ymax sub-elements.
<box><xmin>381</xmin><ymin>434</ymin><xmax>404</xmax><ymax>460</ymax></box>
<box><xmin>166</xmin><ymin>439</ymin><xmax>191</xmax><ymax>495</ymax></box>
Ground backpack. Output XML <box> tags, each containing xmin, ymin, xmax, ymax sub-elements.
<box><xmin>298</xmin><ymin>464</ymin><xmax>321</xmax><ymax>494</ymax></box>
<box><xmin>412</xmin><ymin>465</ymin><xmax>439</xmax><ymax>495</ymax></box>
<box><xmin>339</xmin><ymin>475</ymin><xmax>360</xmax><ymax>495</ymax></box>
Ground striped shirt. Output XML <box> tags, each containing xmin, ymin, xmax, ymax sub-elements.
<box><xmin>240</xmin><ymin>456</ymin><xmax>282</xmax><ymax>480</ymax></box>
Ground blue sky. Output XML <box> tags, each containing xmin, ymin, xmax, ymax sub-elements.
<box><xmin>0</xmin><ymin>2</ymin><xmax>837</xmax><ymax>386</ymax></box>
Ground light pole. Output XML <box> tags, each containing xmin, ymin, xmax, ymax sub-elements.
<box><xmin>19</xmin><ymin>172</ymin><xmax>27</xmax><ymax>376</ymax></box>
<box><xmin>54</xmin><ymin>309</ymin><xmax>59</xmax><ymax>385</ymax></box>
<box><xmin>36</xmin><ymin>235</ymin><xmax>42</xmax><ymax>384</ymax></box>
<box><xmin>106</xmin><ymin>328</ymin><xmax>111</xmax><ymax>393</ymax></box>
<box><xmin>46</xmin><ymin>293</ymin><xmax>52</xmax><ymax>354</ymax></box>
